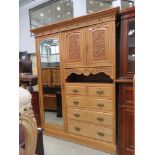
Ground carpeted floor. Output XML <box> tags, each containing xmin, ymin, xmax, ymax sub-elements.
<box><xmin>43</xmin><ymin>135</ymin><xmax>112</xmax><ymax>155</ymax></box>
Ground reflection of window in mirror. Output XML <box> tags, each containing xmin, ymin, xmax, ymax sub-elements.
<box><xmin>40</xmin><ymin>38</ymin><xmax>60</xmax><ymax>67</ymax></box>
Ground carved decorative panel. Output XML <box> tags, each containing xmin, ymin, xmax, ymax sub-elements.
<box><xmin>87</xmin><ymin>23</ymin><xmax>112</xmax><ymax>67</ymax></box>
<box><xmin>92</xmin><ymin>29</ymin><xmax>106</xmax><ymax>60</ymax></box>
<box><xmin>68</xmin><ymin>34</ymin><xmax>80</xmax><ymax>61</ymax></box>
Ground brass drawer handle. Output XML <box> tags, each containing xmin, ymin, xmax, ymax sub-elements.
<box><xmin>96</xmin><ymin>90</ymin><xmax>104</xmax><ymax>95</ymax></box>
<box><xmin>74</xmin><ymin>126</ymin><xmax>81</xmax><ymax>131</ymax></box>
<box><xmin>97</xmin><ymin>132</ymin><xmax>104</xmax><ymax>137</ymax></box>
<box><xmin>73</xmin><ymin>101</ymin><xmax>79</xmax><ymax>105</ymax></box>
<box><xmin>97</xmin><ymin>103</ymin><xmax>104</xmax><ymax>107</ymax></box>
<box><xmin>72</xmin><ymin>89</ymin><xmax>79</xmax><ymax>93</ymax></box>
<box><xmin>73</xmin><ymin>113</ymin><xmax>80</xmax><ymax>117</ymax></box>
<box><xmin>96</xmin><ymin>117</ymin><xmax>104</xmax><ymax>122</ymax></box>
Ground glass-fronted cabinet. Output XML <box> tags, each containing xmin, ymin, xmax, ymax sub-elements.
<box><xmin>119</xmin><ymin>7</ymin><xmax>135</xmax><ymax>79</ymax></box>
<box><xmin>128</xmin><ymin>19</ymin><xmax>135</xmax><ymax>73</ymax></box>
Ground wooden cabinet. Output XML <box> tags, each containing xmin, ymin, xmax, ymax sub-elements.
<box><xmin>31</xmin><ymin>7</ymin><xmax>119</xmax><ymax>154</ymax></box>
<box><xmin>62</xmin><ymin>23</ymin><xmax>114</xmax><ymax>68</ymax></box>
<box><xmin>117</xmin><ymin>7</ymin><xmax>135</xmax><ymax>155</ymax></box>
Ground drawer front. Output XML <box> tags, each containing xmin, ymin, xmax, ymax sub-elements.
<box><xmin>66</xmin><ymin>86</ymin><xmax>87</xmax><ymax>95</ymax></box>
<box><xmin>66</xmin><ymin>96</ymin><xmax>87</xmax><ymax>107</ymax></box>
<box><xmin>68</xmin><ymin>120</ymin><xmax>113</xmax><ymax>143</ymax></box>
<box><xmin>67</xmin><ymin>108</ymin><xmax>113</xmax><ymax>126</ymax></box>
<box><xmin>87</xmin><ymin>85</ymin><xmax>113</xmax><ymax>99</ymax></box>
<box><xmin>66</xmin><ymin>96</ymin><xmax>113</xmax><ymax>111</ymax></box>
<box><xmin>88</xmin><ymin>98</ymin><xmax>113</xmax><ymax>111</ymax></box>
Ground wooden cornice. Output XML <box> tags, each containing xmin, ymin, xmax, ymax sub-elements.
<box><xmin>119</xmin><ymin>6</ymin><xmax>135</xmax><ymax>17</ymax></box>
<box><xmin>30</xmin><ymin>7</ymin><xmax>119</xmax><ymax>36</ymax></box>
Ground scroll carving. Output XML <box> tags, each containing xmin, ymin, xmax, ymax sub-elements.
<box><xmin>65</xmin><ymin>67</ymin><xmax>113</xmax><ymax>79</ymax></box>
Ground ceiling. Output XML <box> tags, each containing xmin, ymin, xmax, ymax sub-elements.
<box><xmin>19</xmin><ymin>0</ymin><xmax>35</xmax><ymax>7</ymax></box>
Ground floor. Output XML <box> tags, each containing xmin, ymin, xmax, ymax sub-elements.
<box><xmin>45</xmin><ymin>111</ymin><xmax>63</xmax><ymax>125</ymax></box>
<box><xmin>43</xmin><ymin>135</ymin><xmax>112</xmax><ymax>155</ymax></box>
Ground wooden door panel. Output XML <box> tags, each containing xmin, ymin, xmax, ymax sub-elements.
<box><xmin>123</xmin><ymin>108</ymin><xmax>134</xmax><ymax>155</ymax></box>
<box><xmin>63</xmin><ymin>29</ymin><xmax>85</xmax><ymax>67</ymax></box>
<box><xmin>86</xmin><ymin>23</ymin><xmax>113</xmax><ymax>66</ymax></box>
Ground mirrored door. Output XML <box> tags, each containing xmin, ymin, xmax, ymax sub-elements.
<box><xmin>40</xmin><ymin>37</ymin><xmax>63</xmax><ymax>128</ymax></box>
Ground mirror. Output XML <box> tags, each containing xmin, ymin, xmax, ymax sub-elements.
<box><xmin>40</xmin><ymin>38</ymin><xmax>63</xmax><ymax>127</ymax></box>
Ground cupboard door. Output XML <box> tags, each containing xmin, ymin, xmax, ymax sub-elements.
<box><xmin>121</xmin><ymin>107</ymin><xmax>134</xmax><ymax>155</ymax></box>
<box><xmin>86</xmin><ymin>23</ymin><xmax>113</xmax><ymax>67</ymax></box>
<box><xmin>118</xmin><ymin>84</ymin><xmax>134</xmax><ymax>155</ymax></box>
<box><xmin>63</xmin><ymin>28</ymin><xmax>85</xmax><ymax>67</ymax></box>
<box><xmin>120</xmin><ymin>17</ymin><xmax>135</xmax><ymax>78</ymax></box>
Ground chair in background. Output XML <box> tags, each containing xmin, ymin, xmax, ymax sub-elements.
<box><xmin>19</xmin><ymin>59</ymin><xmax>38</xmax><ymax>92</ymax></box>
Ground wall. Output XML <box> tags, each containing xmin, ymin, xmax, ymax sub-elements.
<box><xmin>19</xmin><ymin>0</ymin><xmax>49</xmax><ymax>53</ymax></box>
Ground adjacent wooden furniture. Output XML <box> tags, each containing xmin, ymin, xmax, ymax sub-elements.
<box><xmin>31</xmin><ymin>91</ymin><xmax>41</xmax><ymax>127</ymax></box>
<box><xmin>117</xmin><ymin>7</ymin><xmax>135</xmax><ymax>155</ymax></box>
<box><xmin>31</xmin><ymin>7</ymin><xmax>119</xmax><ymax>154</ymax></box>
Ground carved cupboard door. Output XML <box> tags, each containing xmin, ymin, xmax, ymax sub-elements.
<box><xmin>62</xmin><ymin>28</ymin><xmax>85</xmax><ymax>68</ymax></box>
<box><xmin>86</xmin><ymin>23</ymin><xmax>114</xmax><ymax>67</ymax></box>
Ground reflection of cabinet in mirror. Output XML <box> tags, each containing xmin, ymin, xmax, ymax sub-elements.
<box><xmin>31</xmin><ymin>7</ymin><xmax>119</xmax><ymax>154</ymax></box>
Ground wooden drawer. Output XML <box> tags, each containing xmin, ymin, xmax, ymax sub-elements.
<box><xmin>66</xmin><ymin>96</ymin><xmax>113</xmax><ymax>111</ymax></box>
<box><xmin>88</xmin><ymin>98</ymin><xmax>113</xmax><ymax>111</ymax></box>
<box><xmin>67</xmin><ymin>108</ymin><xmax>113</xmax><ymax>126</ymax></box>
<box><xmin>66</xmin><ymin>86</ymin><xmax>87</xmax><ymax>95</ymax></box>
<box><xmin>66</xmin><ymin>96</ymin><xmax>87</xmax><ymax>107</ymax></box>
<box><xmin>67</xmin><ymin>120</ymin><xmax>113</xmax><ymax>143</ymax></box>
<box><xmin>87</xmin><ymin>84</ymin><xmax>113</xmax><ymax>99</ymax></box>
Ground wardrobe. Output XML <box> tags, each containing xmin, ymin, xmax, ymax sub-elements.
<box><xmin>31</xmin><ymin>7</ymin><xmax>119</xmax><ymax>154</ymax></box>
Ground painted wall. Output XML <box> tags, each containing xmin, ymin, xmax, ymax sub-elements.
<box><xmin>19</xmin><ymin>0</ymin><xmax>49</xmax><ymax>53</ymax></box>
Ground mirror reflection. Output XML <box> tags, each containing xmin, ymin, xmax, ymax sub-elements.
<box><xmin>40</xmin><ymin>38</ymin><xmax>63</xmax><ymax>126</ymax></box>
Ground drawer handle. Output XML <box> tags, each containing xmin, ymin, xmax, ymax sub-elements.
<box><xmin>96</xmin><ymin>90</ymin><xmax>104</xmax><ymax>95</ymax></box>
<box><xmin>73</xmin><ymin>101</ymin><xmax>79</xmax><ymax>105</ymax></box>
<box><xmin>73</xmin><ymin>113</ymin><xmax>80</xmax><ymax>117</ymax></box>
<box><xmin>74</xmin><ymin>126</ymin><xmax>81</xmax><ymax>131</ymax></box>
<box><xmin>97</xmin><ymin>132</ymin><xmax>104</xmax><ymax>137</ymax></box>
<box><xmin>97</xmin><ymin>103</ymin><xmax>104</xmax><ymax>107</ymax></box>
<box><xmin>96</xmin><ymin>117</ymin><xmax>104</xmax><ymax>122</ymax></box>
<box><xmin>72</xmin><ymin>89</ymin><xmax>79</xmax><ymax>93</ymax></box>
